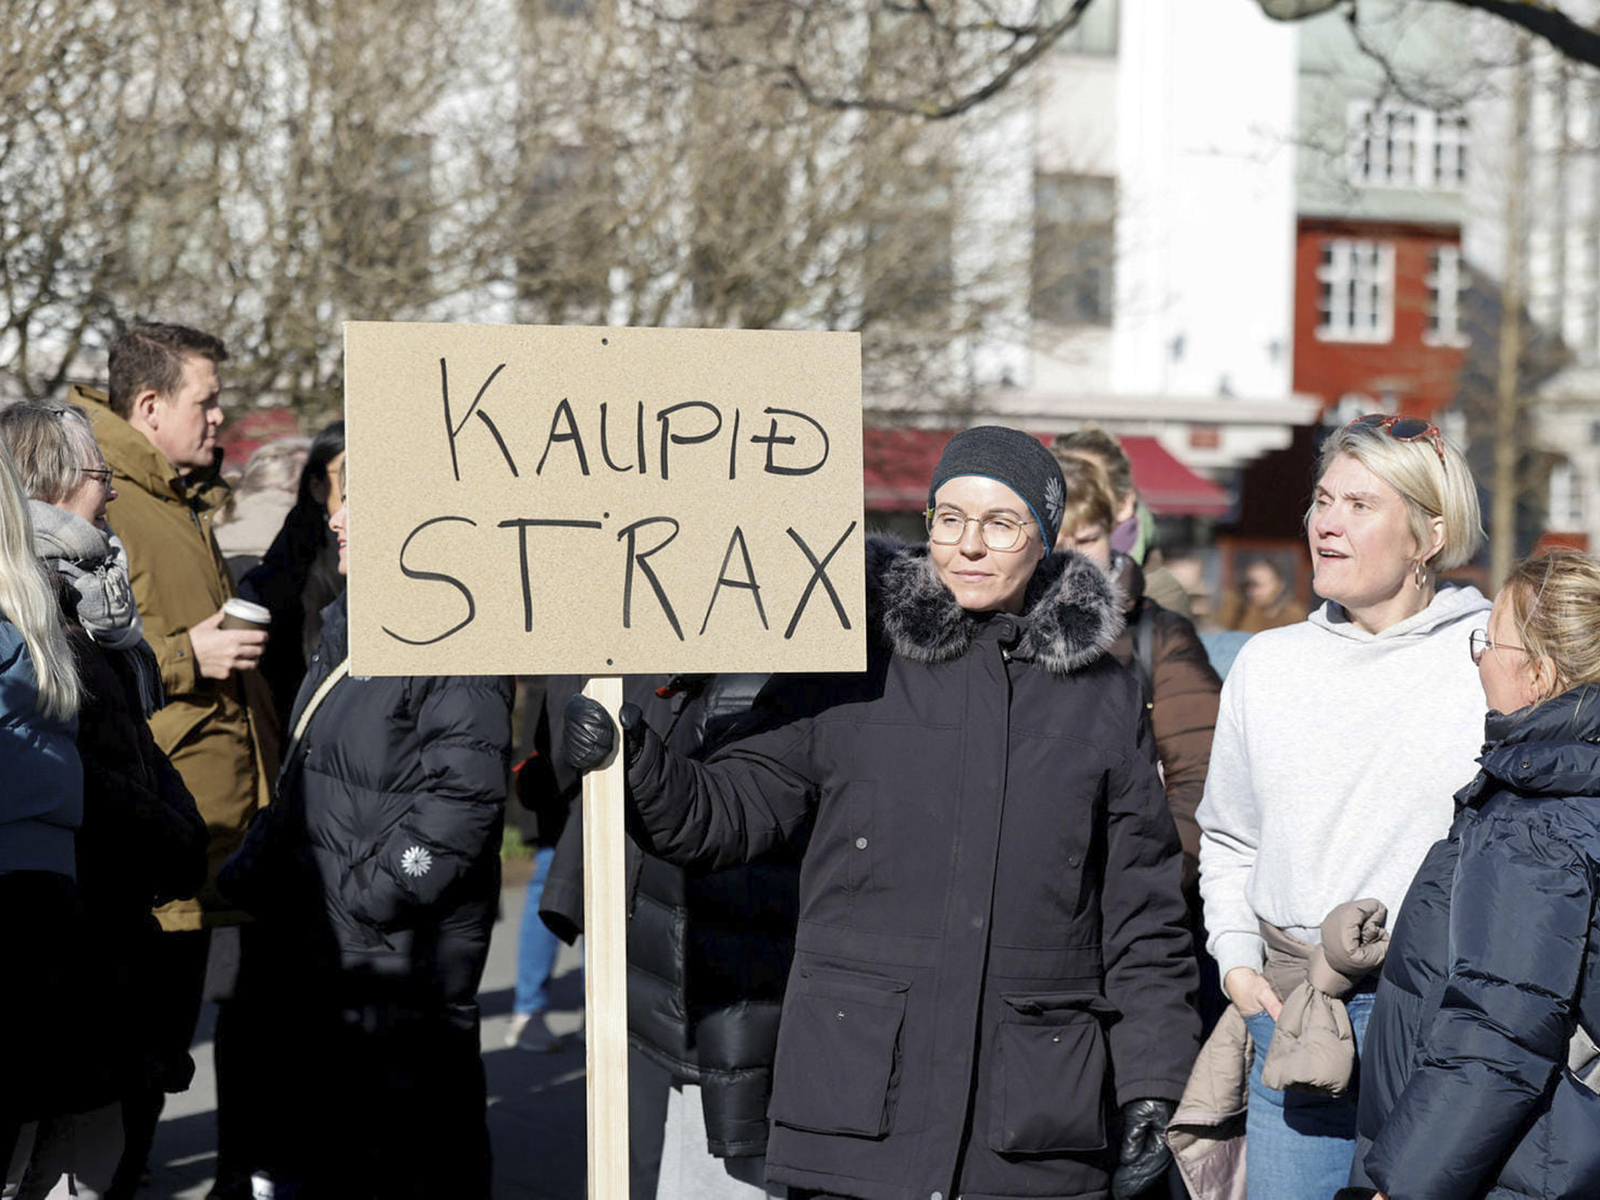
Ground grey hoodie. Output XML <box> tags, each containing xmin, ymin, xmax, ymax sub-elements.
<box><xmin>1196</xmin><ymin>584</ymin><xmax>1491</xmax><ymax>984</ymax></box>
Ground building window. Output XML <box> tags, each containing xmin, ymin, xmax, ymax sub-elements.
<box><xmin>1317</xmin><ymin>239</ymin><xmax>1394</xmax><ymax>343</ymax></box>
<box><xmin>517</xmin><ymin>145</ymin><xmax>612</xmax><ymax>323</ymax></box>
<box><xmin>335</xmin><ymin>132</ymin><xmax>435</xmax><ymax>278</ymax></box>
<box><xmin>863</xmin><ymin>165</ymin><xmax>953</xmax><ymax>325</ymax></box>
<box><xmin>1348</xmin><ymin>102</ymin><xmax>1468</xmax><ymax>191</ymax></box>
<box><xmin>1433</xmin><ymin>112</ymin><xmax>1469</xmax><ymax>189</ymax></box>
<box><xmin>1549</xmin><ymin>461</ymin><xmax>1587</xmax><ymax>531</ymax></box>
<box><xmin>1031</xmin><ymin>173</ymin><xmax>1116</xmax><ymax>327</ymax></box>
<box><xmin>1424</xmin><ymin>244</ymin><xmax>1470</xmax><ymax>347</ymax></box>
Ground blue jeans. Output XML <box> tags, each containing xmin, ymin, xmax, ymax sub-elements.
<box><xmin>514</xmin><ymin>847</ymin><xmax>559</xmax><ymax>1015</ymax></box>
<box><xmin>1243</xmin><ymin>991</ymin><xmax>1373</xmax><ymax>1200</ymax></box>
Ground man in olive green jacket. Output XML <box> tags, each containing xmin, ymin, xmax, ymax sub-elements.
<box><xmin>74</xmin><ymin>322</ymin><xmax>279</xmax><ymax>1200</ymax></box>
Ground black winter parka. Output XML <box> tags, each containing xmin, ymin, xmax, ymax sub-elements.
<box><xmin>625</xmin><ymin>538</ymin><xmax>1199</xmax><ymax>1200</ymax></box>
<box><xmin>61</xmin><ymin>600</ymin><xmax>208</xmax><ymax>1107</ymax></box>
<box><xmin>541</xmin><ymin>671</ymin><xmax>799</xmax><ymax>1159</ymax></box>
<box><xmin>221</xmin><ymin>595</ymin><xmax>513</xmax><ymax>1011</ymax></box>
<box><xmin>1361</xmin><ymin>684</ymin><xmax>1600</xmax><ymax>1200</ymax></box>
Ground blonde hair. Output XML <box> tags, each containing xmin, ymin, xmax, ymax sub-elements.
<box><xmin>1313</xmin><ymin>420</ymin><xmax>1484</xmax><ymax>571</ymax></box>
<box><xmin>1053</xmin><ymin>451</ymin><xmax>1117</xmax><ymax>540</ymax></box>
<box><xmin>0</xmin><ymin>439</ymin><xmax>80</xmax><ymax>719</ymax></box>
<box><xmin>237</xmin><ymin>436</ymin><xmax>311</xmax><ymax>499</ymax></box>
<box><xmin>0</xmin><ymin>402</ymin><xmax>102</xmax><ymax>505</ymax></box>
<box><xmin>1501</xmin><ymin>549</ymin><xmax>1600</xmax><ymax>695</ymax></box>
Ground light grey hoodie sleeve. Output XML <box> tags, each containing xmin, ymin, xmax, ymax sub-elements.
<box><xmin>1196</xmin><ymin>653</ymin><xmax>1266</xmax><ymax>984</ymax></box>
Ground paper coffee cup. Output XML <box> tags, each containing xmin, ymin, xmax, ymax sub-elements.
<box><xmin>220</xmin><ymin>598</ymin><xmax>272</xmax><ymax>631</ymax></box>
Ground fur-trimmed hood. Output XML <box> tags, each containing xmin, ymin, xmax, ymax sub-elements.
<box><xmin>865</xmin><ymin>535</ymin><xmax>1123</xmax><ymax>675</ymax></box>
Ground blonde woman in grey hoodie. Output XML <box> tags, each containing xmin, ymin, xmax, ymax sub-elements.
<box><xmin>1195</xmin><ymin>415</ymin><xmax>1489</xmax><ymax>1200</ymax></box>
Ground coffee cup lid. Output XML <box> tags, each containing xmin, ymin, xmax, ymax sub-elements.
<box><xmin>223</xmin><ymin>598</ymin><xmax>272</xmax><ymax>623</ymax></box>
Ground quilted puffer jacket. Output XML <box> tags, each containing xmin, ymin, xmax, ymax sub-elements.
<box><xmin>541</xmin><ymin>671</ymin><xmax>798</xmax><ymax>1158</ymax></box>
<box><xmin>220</xmin><ymin>594</ymin><xmax>512</xmax><ymax>1010</ymax></box>
<box><xmin>1363</xmin><ymin>684</ymin><xmax>1600</xmax><ymax>1200</ymax></box>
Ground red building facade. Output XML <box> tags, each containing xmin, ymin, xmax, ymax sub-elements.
<box><xmin>1292</xmin><ymin>217</ymin><xmax>1469</xmax><ymax>420</ymax></box>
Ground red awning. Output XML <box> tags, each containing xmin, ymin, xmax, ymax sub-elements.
<box><xmin>1118</xmin><ymin>436</ymin><xmax>1232</xmax><ymax>517</ymax></box>
<box><xmin>863</xmin><ymin>428</ymin><xmax>962</xmax><ymax>509</ymax></box>
<box><xmin>862</xmin><ymin>428</ymin><xmax>1231</xmax><ymax>517</ymax></box>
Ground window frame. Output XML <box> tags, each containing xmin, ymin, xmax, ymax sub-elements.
<box><xmin>1347</xmin><ymin>101</ymin><xmax>1469</xmax><ymax>192</ymax></box>
<box><xmin>1423</xmin><ymin>243</ymin><xmax>1471</xmax><ymax>348</ymax></box>
<box><xmin>1315</xmin><ymin>237</ymin><xmax>1395</xmax><ymax>344</ymax></box>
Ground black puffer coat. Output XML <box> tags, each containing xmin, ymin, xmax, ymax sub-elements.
<box><xmin>625</xmin><ymin>537</ymin><xmax>1199</xmax><ymax>1200</ymax></box>
<box><xmin>542</xmin><ymin>672</ymin><xmax>800</xmax><ymax>1158</ymax></box>
<box><xmin>1361</xmin><ymin>685</ymin><xmax>1600</xmax><ymax>1200</ymax></box>
<box><xmin>62</xmin><ymin>605</ymin><xmax>208</xmax><ymax>1107</ymax></box>
<box><xmin>221</xmin><ymin>594</ymin><xmax>513</xmax><ymax>1010</ymax></box>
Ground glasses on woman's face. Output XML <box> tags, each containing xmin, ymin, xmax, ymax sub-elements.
<box><xmin>1469</xmin><ymin>628</ymin><xmax>1532</xmax><ymax>665</ymax></box>
<box><xmin>1345</xmin><ymin>413</ymin><xmax>1447</xmax><ymax>465</ymax></box>
<box><xmin>78</xmin><ymin>465</ymin><xmax>112</xmax><ymax>486</ymax></box>
<box><xmin>925</xmin><ymin>506</ymin><xmax>1034</xmax><ymax>552</ymax></box>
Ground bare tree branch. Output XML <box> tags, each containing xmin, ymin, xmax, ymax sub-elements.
<box><xmin>647</xmin><ymin>0</ymin><xmax>1097</xmax><ymax>120</ymax></box>
<box><xmin>1261</xmin><ymin>0</ymin><xmax>1600</xmax><ymax>70</ymax></box>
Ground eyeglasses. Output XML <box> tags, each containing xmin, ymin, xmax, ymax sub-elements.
<box><xmin>1469</xmin><ymin>629</ymin><xmax>1533</xmax><ymax>665</ymax></box>
<box><xmin>78</xmin><ymin>465</ymin><xmax>112</xmax><ymax>486</ymax></box>
<box><xmin>925</xmin><ymin>507</ymin><xmax>1035</xmax><ymax>552</ymax></box>
<box><xmin>1345</xmin><ymin>413</ymin><xmax>1447</xmax><ymax>465</ymax></box>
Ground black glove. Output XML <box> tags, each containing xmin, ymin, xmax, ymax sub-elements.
<box><xmin>1110</xmin><ymin>1097</ymin><xmax>1176</xmax><ymax>1200</ymax></box>
<box><xmin>561</xmin><ymin>694</ymin><xmax>645</xmax><ymax>772</ymax></box>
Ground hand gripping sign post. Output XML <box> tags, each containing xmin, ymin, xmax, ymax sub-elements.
<box><xmin>344</xmin><ymin>322</ymin><xmax>865</xmax><ymax>1197</ymax></box>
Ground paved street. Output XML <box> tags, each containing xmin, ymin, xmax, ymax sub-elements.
<box><xmin>142</xmin><ymin>880</ymin><xmax>589</xmax><ymax>1199</ymax></box>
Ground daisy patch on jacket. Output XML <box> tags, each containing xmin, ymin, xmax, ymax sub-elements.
<box><xmin>400</xmin><ymin>845</ymin><xmax>433</xmax><ymax>877</ymax></box>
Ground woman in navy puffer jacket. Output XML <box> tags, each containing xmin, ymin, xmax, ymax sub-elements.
<box><xmin>0</xmin><ymin>439</ymin><xmax>82</xmax><ymax>1165</ymax></box>
<box><xmin>1357</xmin><ymin>549</ymin><xmax>1600</xmax><ymax>1200</ymax></box>
<box><xmin>221</xmin><ymin>469</ymin><xmax>512</xmax><ymax>1200</ymax></box>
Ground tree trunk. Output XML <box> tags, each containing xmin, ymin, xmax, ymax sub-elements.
<box><xmin>1491</xmin><ymin>44</ymin><xmax>1530</xmax><ymax>591</ymax></box>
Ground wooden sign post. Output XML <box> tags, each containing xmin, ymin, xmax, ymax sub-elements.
<box><xmin>343</xmin><ymin>322</ymin><xmax>864</xmax><ymax>1196</ymax></box>
<box><xmin>580</xmin><ymin>675</ymin><xmax>628</xmax><ymax>1198</ymax></box>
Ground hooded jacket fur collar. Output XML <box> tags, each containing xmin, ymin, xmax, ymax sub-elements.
<box><xmin>865</xmin><ymin>535</ymin><xmax>1122</xmax><ymax>676</ymax></box>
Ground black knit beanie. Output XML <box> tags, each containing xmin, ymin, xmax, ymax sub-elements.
<box><xmin>927</xmin><ymin>425</ymin><xmax>1067</xmax><ymax>548</ymax></box>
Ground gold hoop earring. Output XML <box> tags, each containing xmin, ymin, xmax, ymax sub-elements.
<box><xmin>1414</xmin><ymin>559</ymin><xmax>1429</xmax><ymax>589</ymax></box>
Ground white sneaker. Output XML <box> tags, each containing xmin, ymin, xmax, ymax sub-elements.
<box><xmin>514</xmin><ymin>1011</ymin><xmax>561</xmax><ymax>1053</ymax></box>
<box><xmin>504</xmin><ymin>1011</ymin><xmax>533</xmax><ymax>1048</ymax></box>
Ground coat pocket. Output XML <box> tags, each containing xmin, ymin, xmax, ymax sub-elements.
<box><xmin>988</xmin><ymin>991</ymin><xmax>1117</xmax><ymax>1154</ymax></box>
<box><xmin>769</xmin><ymin>965</ymin><xmax>910</xmax><ymax>1138</ymax></box>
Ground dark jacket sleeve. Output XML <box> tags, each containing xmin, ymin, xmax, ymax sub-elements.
<box><xmin>539</xmin><ymin>802</ymin><xmax>587</xmax><ymax>945</ymax></box>
<box><xmin>240</xmin><ymin>517</ymin><xmax>311</xmax><ymax>729</ymax></box>
<box><xmin>1100</xmin><ymin>701</ymin><xmax>1202</xmax><ymax>1106</ymax></box>
<box><xmin>512</xmin><ymin>677</ymin><xmax>571</xmax><ymax>847</ymax></box>
<box><xmin>1365</xmin><ymin>802</ymin><xmax>1590</xmax><ymax>1200</ymax></box>
<box><xmin>71</xmin><ymin>634</ymin><xmax>207</xmax><ymax>907</ymax></box>
<box><xmin>344</xmin><ymin>675</ymin><xmax>513</xmax><ymax>928</ymax></box>
<box><xmin>143</xmin><ymin>739</ymin><xmax>209</xmax><ymax>906</ymax></box>
<box><xmin>626</xmin><ymin>697</ymin><xmax>819</xmax><ymax>874</ymax></box>
<box><xmin>1147</xmin><ymin>604</ymin><xmax>1221</xmax><ymax>892</ymax></box>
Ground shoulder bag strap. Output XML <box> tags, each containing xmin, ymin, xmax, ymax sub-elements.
<box><xmin>1131</xmin><ymin>604</ymin><xmax>1155</xmax><ymax>712</ymax></box>
<box><xmin>282</xmin><ymin>657</ymin><xmax>351</xmax><ymax>767</ymax></box>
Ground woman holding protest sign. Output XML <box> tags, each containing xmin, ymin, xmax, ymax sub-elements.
<box><xmin>563</xmin><ymin>425</ymin><xmax>1198</xmax><ymax>1200</ymax></box>
<box><xmin>219</xmin><ymin>462</ymin><xmax>513</xmax><ymax>1199</ymax></box>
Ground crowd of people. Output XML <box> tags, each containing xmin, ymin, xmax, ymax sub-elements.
<box><xmin>3</xmin><ymin>319</ymin><xmax>1600</xmax><ymax>1200</ymax></box>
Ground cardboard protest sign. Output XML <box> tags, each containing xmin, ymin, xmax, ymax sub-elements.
<box><xmin>344</xmin><ymin>322</ymin><xmax>865</xmax><ymax>676</ymax></box>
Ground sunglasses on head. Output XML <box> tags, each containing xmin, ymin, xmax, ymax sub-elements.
<box><xmin>1344</xmin><ymin>413</ymin><xmax>1447</xmax><ymax>465</ymax></box>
